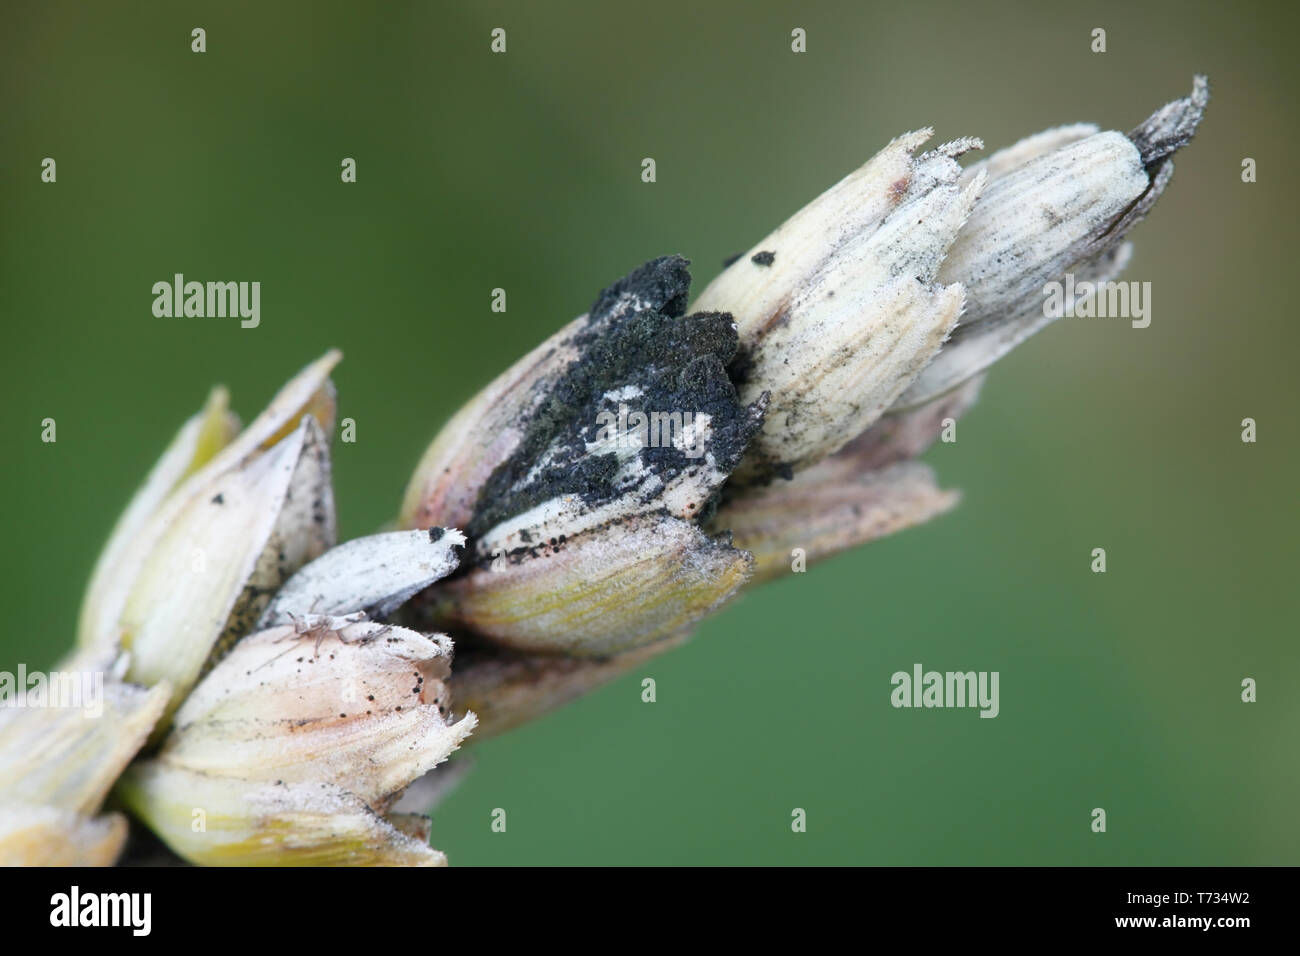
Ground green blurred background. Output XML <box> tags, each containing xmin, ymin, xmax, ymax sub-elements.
<box><xmin>3</xmin><ymin>0</ymin><xmax>1297</xmax><ymax>865</ymax></box>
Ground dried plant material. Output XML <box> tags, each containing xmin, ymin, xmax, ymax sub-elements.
<box><xmin>896</xmin><ymin>77</ymin><xmax>1208</xmax><ymax>408</ymax></box>
<box><xmin>258</xmin><ymin>527</ymin><xmax>465</xmax><ymax>627</ymax></box>
<box><xmin>717</xmin><ymin>461</ymin><xmax>959</xmax><ymax>584</ymax></box>
<box><xmin>77</xmin><ymin>352</ymin><xmax>342</xmax><ymax>686</ymax></box>
<box><xmin>0</xmin><ymin>680</ymin><xmax>168</xmax><ymax>814</ymax></box>
<box><xmin>936</xmin><ymin>134</ymin><xmax>1147</xmax><ymax>325</ymax></box>
<box><xmin>122</xmin><ymin>416</ymin><xmax>335</xmax><ymax>731</ymax></box>
<box><xmin>899</xmin><ymin>243</ymin><xmax>1133</xmax><ymax>408</ymax></box>
<box><xmin>0</xmin><ymin>805</ymin><xmax>128</xmax><ymax>867</ymax></box>
<box><xmin>842</xmin><ymin>375</ymin><xmax>985</xmax><ymax>472</ymax></box>
<box><xmin>117</xmin><ymin>620</ymin><xmax>473</xmax><ymax>866</ymax></box>
<box><xmin>0</xmin><ymin>678</ymin><xmax>168</xmax><ymax>867</ymax></box>
<box><xmin>436</xmin><ymin>516</ymin><xmax>751</xmax><ymax>656</ymax></box>
<box><xmin>694</xmin><ymin>134</ymin><xmax>984</xmax><ymax>481</ymax></box>
<box><xmin>22</xmin><ymin>78</ymin><xmax>1207</xmax><ymax>867</ymax></box>
<box><xmin>77</xmin><ymin>386</ymin><xmax>240</xmax><ymax>653</ymax></box>
<box><xmin>117</xmin><ymin>771</ymin><xmax>450</xmax><ymax>866</ymax></box>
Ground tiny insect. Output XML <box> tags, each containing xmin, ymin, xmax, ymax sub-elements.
<box><xmin>277</xmin><ymin>610</ymin><xmax>392</xmax><ymax>655</ymax></box>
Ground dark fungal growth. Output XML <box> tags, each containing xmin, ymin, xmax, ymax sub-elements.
<box><xmin>466</xmin><ymin>256</ymin><xmax>767</xmax><ymax>541</ymax></box>
<box><xmin>585</xmin><ymin>254</ymin><xmax>692</xmax><ymax>324</ymax></box>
